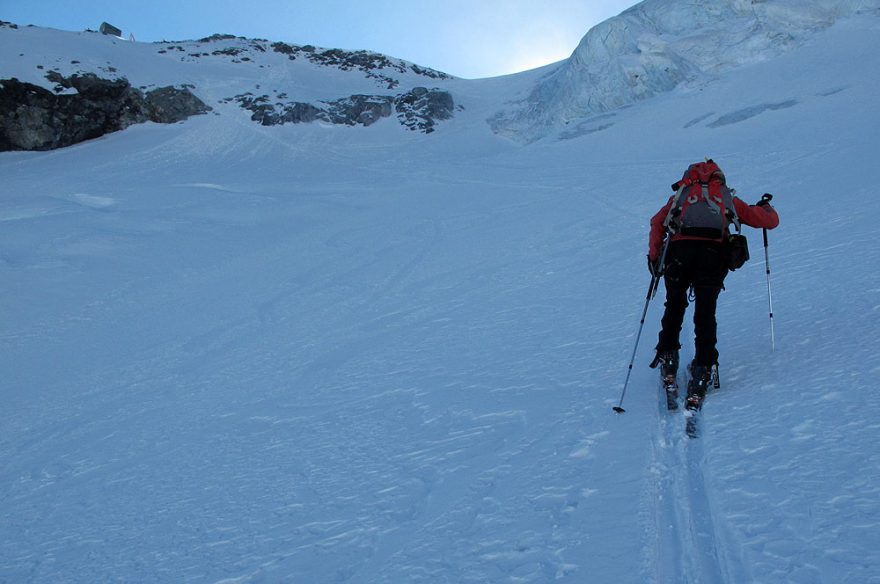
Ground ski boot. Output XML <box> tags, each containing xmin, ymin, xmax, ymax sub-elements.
<box><xmin>685</xmin><ymin>362</ymin><xmax>711</xmax><ymax>411</ymax></box>
<box><xmin>651</xmin><ymin>349</ymin><xmax>679</xmax><ymax>410</ymax></box>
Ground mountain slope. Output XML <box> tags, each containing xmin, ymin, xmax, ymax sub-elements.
<box><xmin>0</xmin><ymin>21</ymin><xmax>458</xmax><ymax>150</ymax></box>
<box><xmin>1</xmin><ymin>7</ymin><xmax>880</xmax><ymax>584</ymax></box>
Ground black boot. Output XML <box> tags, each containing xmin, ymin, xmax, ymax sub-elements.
<box><xmin>686</xmin><ymin>362</ymin><xmax>711</xmax><ymax>411</ymax></box>
<box><xmin>651</xmin><ymin>350</ymin><xmax>680</xmax><ymax>409</ymax></box>
<box><xmin>650</xmin><ymin>349</ymin><xmax>678</xmax><ymax>373</ymax></box>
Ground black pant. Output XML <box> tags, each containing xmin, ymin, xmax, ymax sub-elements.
<box><xmin>656</xmin><ymin>240</ymin><xmax>729</xmax><ymax>366</ymax></box>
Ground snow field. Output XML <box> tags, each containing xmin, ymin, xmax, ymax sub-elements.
<box><xmin>2</xmin><ymin>9</ymin><xmax>880</xmax><ymax>584</ymax></box>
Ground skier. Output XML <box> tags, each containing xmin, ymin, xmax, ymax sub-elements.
<box><xmin>647</xmin><ymin>160</ymin><xmax>779</xmax><ymax>411</ymax></box>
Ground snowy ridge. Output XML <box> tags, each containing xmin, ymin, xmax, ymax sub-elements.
<box><xmin>2</xmin><ymin>5</ymin><xmax>880</xmax><ymax>584</ymax></box>
<box><xmin>491</xmin><ymin>0</ymin><xmax>880</xmax><ymax>141</ymax></box>
<box><xmin>0</xmin><ymin>22</ymin><xmax>455</xmax><ymax>137</ymax></box>
<box><xmin>0</xmin><ymin>24</ymin><xmax>451</xmax><ymax>95</ymax></box>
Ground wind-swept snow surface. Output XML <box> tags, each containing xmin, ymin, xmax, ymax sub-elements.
<box><xmin>2</xmin><ymin>8</ymin><xmax>880</xmax><ymax>584</ymax></box>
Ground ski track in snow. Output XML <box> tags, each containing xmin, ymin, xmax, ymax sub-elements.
<box><xmin>647</xmin><ymin>378</ymin><xmax>749</xmax><ymax>584</ymax></box>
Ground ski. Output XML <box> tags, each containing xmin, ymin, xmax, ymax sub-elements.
<box><xmin>652</xmin><ymin>351</ymin><xmax>681</xmax><ymax>412</ymax></box>
<box><xmin>684</xmin><ymin>397</ymin><xmax>703</xmax><ymax>438</ymax></box>
<box><xmin>663</xmin><ymin>375</ymin><xmax>680</xmax><ymax>411</ymax></box>
<box><xmin>683</xmin><ymin>363</ymin><xmax>718</xmax><ymax>438</ymax></box>
<box><xmin>653</xmin><ymin>355</ymin><xmax>720</xmax><ymax>439</ymax></box>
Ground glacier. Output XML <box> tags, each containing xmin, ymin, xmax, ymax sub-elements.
<box><xmin>490</xmin><ymin>0</ymin><xmax>880</xmax><ymax>142</ymax></box>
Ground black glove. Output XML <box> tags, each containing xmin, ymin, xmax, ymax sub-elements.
<box><xmin>647</xmin><ymin>255</ymin><xmax>661</xmax><ymax>278</ymax></box>
<box><xmin>756</xmin><ymin>193</ymin><xmax>773</xmax><ymax>207</ymax></box>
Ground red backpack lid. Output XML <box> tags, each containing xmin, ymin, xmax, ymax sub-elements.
<box><xmin>672</xmin><ymin>159</ymin><xmax>725</xmax><ymax>191</ymax></box>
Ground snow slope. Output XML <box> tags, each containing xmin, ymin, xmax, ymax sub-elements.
<box><xmin>2</xmin><ymin>7</ymin><xmax>880</xmax><ymax>584</ymax></box>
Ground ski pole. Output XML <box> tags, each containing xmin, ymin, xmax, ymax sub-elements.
<box><xmin>758</xmin><ymin>194</ymin><xmax>776</xmax><ymax>351</ymax></box>
<box><xmin>614</xmin><ymin>275</ymin><xmax>656</xmax><ymax>414</ymax></box>
<box><xmin>614</xmin><ymin>237</ymin><xmax>671</xmax><ymax>413</ymax></box>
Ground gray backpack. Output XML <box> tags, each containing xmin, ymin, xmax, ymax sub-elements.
<box><xmin>664</xmin><ymin>160</ymin><xmax>748</xmax><ymax>270</ymax></box>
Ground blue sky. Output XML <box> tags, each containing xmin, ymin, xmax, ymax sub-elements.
<box><xmin>1</xmin><ymin>0</ymin><xmax>640</xmax><ymax>78</ymax></box>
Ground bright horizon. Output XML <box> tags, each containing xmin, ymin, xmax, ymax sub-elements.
<box><xmin>1</xmin><ymin>0</ymin><xmax>641</xmax><ymax>79</ymax></box>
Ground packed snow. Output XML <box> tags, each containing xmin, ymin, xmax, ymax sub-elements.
<box><xmin>2</xmin><ymin>4</ymin><xmax>880</xmax><ymax>583</ymax></box>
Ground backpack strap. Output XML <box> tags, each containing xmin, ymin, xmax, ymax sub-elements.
<box><xmin>663</xmin><ymin>182</ymin><xmax>690</xmax><ymax>235</ymax></box>
<box><xmin>722</xmin><ymin>185</ymin><xmax>742</xmax><ymax>233</ymax></box>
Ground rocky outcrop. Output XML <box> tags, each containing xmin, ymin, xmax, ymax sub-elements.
<box><xmin>394</xmin><ymin>87</ymin><xmax>454</xmax><ymax>133</ymax></box>
<box><xmin>0</xmin><ymin>73</ymin><xmax>211</xmax><ymax>151</ymax></box>
<box><xmin>145</xmin><ymin>85</ymin><xmax>212</xmax><ymax>124</ymax></box>
<box><xmin>228</xmin><ymin>87</ymin><xmax>455</xmax><ymax>133</ymax></box>
<box><xmin>233</xmin><ymin>93</ymin><xmax>392</xmax><ymax>127</ymax></box>
<box><xmin>270</xmin><ymin>42</ymin><xmax>451</xmax><ymax>89</ymax></box>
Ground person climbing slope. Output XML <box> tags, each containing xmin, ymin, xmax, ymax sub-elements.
<box><xmin>647</xmin><ymin>159</ymin><xmax>779</xmax><ymax>411</ymax></box>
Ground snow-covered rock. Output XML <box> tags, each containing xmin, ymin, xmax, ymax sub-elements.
<box><xmin>0</xmin><ymin>24</ymin><xmax>457</xmax><ymax>150</ymax></box>
<box><xmin>226</xmin><ymin>86</ymin><xmax>454</xmax><ymax>132</ymax></box>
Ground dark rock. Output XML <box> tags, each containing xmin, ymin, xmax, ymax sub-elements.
<box><xmin>271</xmin><ymin>42</ymin><xmax>297</xmax><ymax>57</ymax></box>
<box><xmin>230</xmin><ymin>86</ymin><xmax>453</xmax><ymax>133</ymax></box>
<box><xmin>325</xmin><ymin>95</ymin><xmax>394</xmax><ymax>126</ymax></box>
<box><xmin>395</xmin><ymin>88</ymin><xmax>454</xmax><ymax>133</ymax></box>
<box><xmin>0</xmin><ymin>80</ymin><xmax>60</xmax><ymax>150</ymax></box>
<box><xmin>249</xmin><ymin>99</ymin><xmax>322</xmax><ymax>126</ymax></box>
<box><xmin>410</xmin><ymin>64</ymin><xmax>450</xmax><ymax>80</ymax></box>
<box><xmin>269</xmin><ymin>42</ymin><xmax>449</xmax><ymax>89</ymax></box>
<box><xmin>145</xmin><ymin>86</ymin><xmax>212</xmax><ymax>123</ymax></box>
<box><xmin>211</xmin><ymin>47</ymin><xmax>244</xmax><ymax>57</ymax></box>
<box><xmin>199</xmin><ymin>33</ymin><xmax>239</xmax><ymax>42</ymax></box>
<box><xmin>0</xmin><ymin>74</ymin><xmax>211</xmax><ymax>151</ymax></box>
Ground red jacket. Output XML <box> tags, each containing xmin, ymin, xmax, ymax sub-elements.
<box><xmin>648</xmin><ymin>196</ymin><xmax>779</xmax><ymax>260</ymax></box>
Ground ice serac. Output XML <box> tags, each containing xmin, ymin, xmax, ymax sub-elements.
<box><xmin>490</xmin><ymin>0</ymin><xmax>880</xmax><ymax>142</ymax></box>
